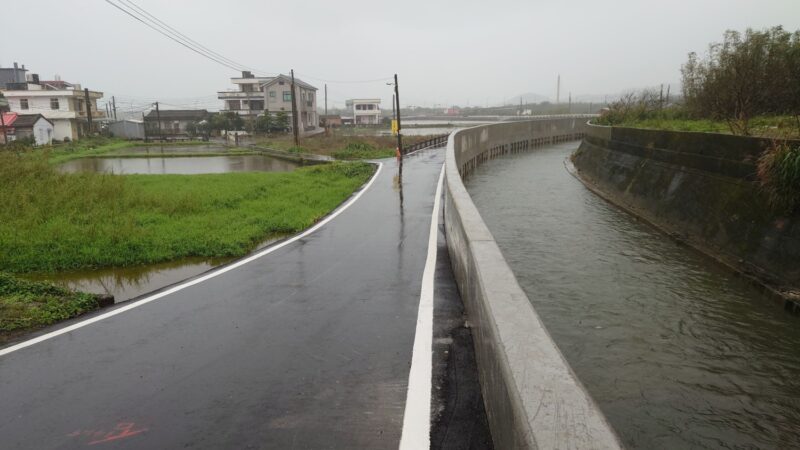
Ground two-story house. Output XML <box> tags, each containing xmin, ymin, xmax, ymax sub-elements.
<box><xmin>346</xmin><ymin>99</ymin><xmax>382</xmax><ymax>125</ymax></box>
<box><xmin>0</xmin><ymin>68</ymin><xmax>104</xmax><ymax>141</ymax></box>
<box><xmin>218</xmin><ymin>71</ymin><xmax>318</xmax><ymax>131</ymax></box>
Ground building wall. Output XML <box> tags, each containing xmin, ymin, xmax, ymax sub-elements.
<box><xmin>32</xmin><ymin>118</ymin><xmax>54</xmax><ymax>145</ymax></box>
<box><xmin>2</xmin><ymin>89</ymin><xmax>102</xmax><ymax>140</ymax></box>
<box><xmin>52</xmin><ymin>119</ymin><xmax>76</xmax><ymax>141</ymax></box>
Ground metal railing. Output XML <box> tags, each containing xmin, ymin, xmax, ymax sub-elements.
<box><xmin>401</xmin><ymin>133</ymin><xmax>449</xmax><ymax>155</ymax></box>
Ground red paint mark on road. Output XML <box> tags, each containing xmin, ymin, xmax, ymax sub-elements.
<box><xmin>66</xmin><ymin>422</ymin><xmax>147</xmax><ymax>446</ymax></box>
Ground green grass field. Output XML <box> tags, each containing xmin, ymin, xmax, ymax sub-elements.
<box><xmin>0</xmin><ymin>153</ymin><xmax>374</xmax><ymax>273</ymax></box>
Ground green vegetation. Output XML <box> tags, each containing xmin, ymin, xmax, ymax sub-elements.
<box><xmin>757</xmin><ymin>142</ymin><xmax>800</xmax><ymax>213</ymax></box>
<box><xmin>596</xmin><ymin>114</ymin><xmax>800</xmax><ymax>138</ymax></box>
<box><xmin>0</xmin><ymin>273</ymin><xmax>101</xmax><ymax>333</ymax></box>
<box><xmin>331</xmin><ymin>142</ymin><xmax>396</xmax><ymax>160</ymax></box>
<box><xmin>255</xmin><ymin>133</ymin><xmax>427</xmax><ymax>159</ymax></box>
<box><xmin>0</xmin><ymin>152</ymin><xmax>374</xmax><ymax>273</ymax></box>
<box><xmin>596</xmin><ymin>26</ymin><xmax>800</xmax><ymax>139</ymax></box>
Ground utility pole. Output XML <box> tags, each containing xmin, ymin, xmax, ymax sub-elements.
<box><xmin>112</xmin><ymin>96</ymin><xmax>118</xmax><ymax>121</ymax></box>
<box><xmin>660</xmin><ymin>84</ymin><xmax>664</xmax><ymax>109</ymax></box>
<box><xmin>290</xmin><ymin>69</ymin><xmax>299</xmax><ymax>146</ymax></box>
<box><xmin>665</xmin><ymin>85</ymin><xmax>671</xmax><ymax>106</ymax></box>
<box><xmin>324</xmin><ymin>83</ymin><xmax>328</xmax><ymax>116</ymax></box>
<box><xmin>142</xmin><ymin>112</ymin><xmax>148</xmax><ymax>142</ymax></box>
<box><xmin>155</xmin><ymin>101</ymin><xmax>162</xmax><ymax>141</ymax></box>
<box><xmin>84</xmin><ymin>88</ymin><xmax>93</xmax><ymax>136</ymax></box>
<box><xmin>394</xmin><ymin>74</ymin><xmax>403</xmax><ymax>172</ymax></box>
<box><xmin>568</xmin><ymin>92</ymin><xmax>572</xmax><ymax>113</ymax></box>
<box><xmin>0</xmin><ymin>111</ymin><xmax>7</xmax><ymax>145</ymax></box>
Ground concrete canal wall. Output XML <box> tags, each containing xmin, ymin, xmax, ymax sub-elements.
<box><xmin>444</xmin><ymin>118</ymin><xmax>622</xmax><ymax>449</ymax></box>
<box><xmin>572</xmin><ymin>124</ymin><xmax>800</xmax><ymax>299</ymax></box>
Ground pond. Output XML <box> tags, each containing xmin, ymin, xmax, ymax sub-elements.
<box><xmin>58</xmin><ymin>154</ymin><xmax>300</xmax><ymax>175</ymax></box>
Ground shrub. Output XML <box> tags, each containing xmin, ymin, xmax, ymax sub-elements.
<box><xmin>757</xmin><ymin>141</ymin><xmax>800</xmax><ymax>213</ymax></box>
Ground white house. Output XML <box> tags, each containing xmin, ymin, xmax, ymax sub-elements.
<box><xmin>218</xmin><ymin>71</ymin><xmax>318</xmax><ymax>131</ymax></box>
<box><xmin>345</xmin><ymin>99</ymin><xmax>382</xmax><ymax>125</ymax></box>
<box><xmin>0</xmin><ymin>112</ymin><xmax>54</xmax><ymax>145</ymax></box>
<box><xmin>0</xmin><ymin>70</ymin><xmax>105</xmax><ymax>141</ymax></box>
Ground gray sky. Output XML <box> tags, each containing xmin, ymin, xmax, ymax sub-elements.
<box><xmin>2</xmin><ymin>0</ymin><xmax>798</xmax><ymax>112</ymax></box>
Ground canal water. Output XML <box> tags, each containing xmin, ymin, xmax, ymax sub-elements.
<box><xmin>464</xmin><ymin>142</ymin><xmax>800</xmax><ymax>449</ymax></box>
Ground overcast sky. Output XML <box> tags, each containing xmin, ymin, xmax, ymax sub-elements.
<box><xmin>2</xmin><ymin>0</ymin><xmax>798</xmax><ymax>112</ymax></box>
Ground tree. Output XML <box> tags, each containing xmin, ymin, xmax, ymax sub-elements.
<box><xmin>273</xmin><ymin>111</ymin><xmax>290</xmax><ymax>132</ymax></box>
<box><xmin>255</xmin><ymin>112</ymin><xmax>272</xmax><ymax>133</ymax></box>
<box><xmin>681</xmin><ymin>26</ymin><xmax>800</xmax><ymax>135</ymax></box>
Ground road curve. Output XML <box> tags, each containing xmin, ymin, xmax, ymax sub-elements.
<box><xmin>0</xmin><ymin>148</ymin><xmax>445</xmax><ymax>449</ymax></box>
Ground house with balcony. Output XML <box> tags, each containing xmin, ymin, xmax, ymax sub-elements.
<box><xmin>218</xmin><ymin>71</ymin><xmax>318</xmax><ymax>131</ymax></box>
<box><xmin>0</xmin><ymin>66</ymin><xmax>104</xmax><ymax>141</ymax></box>
<box><xmin>345</xmin><ymin>99</ymin><xmax>382</xmax><ymax>125</ymax></box>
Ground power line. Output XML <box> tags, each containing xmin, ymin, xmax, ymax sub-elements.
<box><xmin>118</xmin><ymin>0</ymin><xmax>275</xmax><ymax>77</ymax></box>
<box><xmin>104</xmin><ymin>0</ymin><xmax>250</xmax><ymax>74</ymax></box>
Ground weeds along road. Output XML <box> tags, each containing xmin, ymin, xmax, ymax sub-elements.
<box><xmin>0</xmin><ymin>148</ymin><xmax>446</xmax><ymax>449</ymax></box>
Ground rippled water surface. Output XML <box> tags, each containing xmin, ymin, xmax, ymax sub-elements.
<box><xmin>464</xmin><ymin>142</ymin><xmax>800</xmax><ymax>449</ymax></box>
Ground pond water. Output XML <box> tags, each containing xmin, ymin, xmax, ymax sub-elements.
<box><xmin>58</xmin><ymin>154</ymin><xmax>300</xmax><ymax>175</ymax></box>
<box><xmin>25</xmin><ymin>236</ymin><xmax>285</xmax><ymax>303</ymax></box>
<box><xmin>464</xmin><ymin>142</ymin><xmax>800</xmax><ymax>449</ymax></box>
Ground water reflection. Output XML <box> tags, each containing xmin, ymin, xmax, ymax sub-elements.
<box><xmin>58</xmin><ymin>154</ymin><xmax>300</xmax><ymax>175</ymax></box>
<box><xmin>24</xmin><ymin>236</ymin><xmax>285</xmax><ymax>303</ymax></box>
<box><xmin>465</xmin><ymin>142</ymin><xmax>800</xmax><ymax>449</ymax></box>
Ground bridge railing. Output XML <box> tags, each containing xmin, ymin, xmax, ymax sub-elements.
<box><xmin>443</xmin><ymin>117</ymin><xmax>622</xmax><ymax>449</ymax></box>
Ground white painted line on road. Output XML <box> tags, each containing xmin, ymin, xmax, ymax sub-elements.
<box><xmin>0</xmin><ymin>162</ymin><xmax>384</xmax><ymax>358</ymax></box>
<box><xmin>399</xmin><ymin>164</ymin><xmax>445</xmax><ymax>450</ymax></box>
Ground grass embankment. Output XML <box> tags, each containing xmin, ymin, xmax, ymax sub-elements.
<box><xmin>0</xmin><ymin>273</ymin><xmax>101</xmax><ymax>335</ymax></box>
<box><xmin>600</xmin><ymin>115</ymin><xmax>800</xmax><ymax>138</ymax></box>
<box><xmin>254</xmin><ymin>133</ymin><xmax>430</xmax><ymax>160</ymax></box>
<box><xmin>0</xmin><ymin>152</ymin><xmax>375</xmax><ymax>273</ymax></box>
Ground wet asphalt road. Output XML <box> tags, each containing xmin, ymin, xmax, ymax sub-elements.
<box><xmin>0</xmin><ymin>149</ymin><xmax>447</xmax><ymax>449</ymax></box>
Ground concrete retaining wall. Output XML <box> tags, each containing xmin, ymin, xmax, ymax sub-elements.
<box><xmin>444</xmin><ymin>118</ymin><xmax>622</xmax><ymax>449</ymax></box>
<box><xmin>572</xmin><ymin>123</ymin><xmax>800</xmax><ymax>299</ymax></box>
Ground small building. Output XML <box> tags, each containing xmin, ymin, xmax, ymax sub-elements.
<box><xmin>320</xmin><ymin>115</ymin><xmax>342</xmax><ymax>127</ymax></box>
<box><xmin>1</xmin><ymin>112</ymin><xmax>55</xmax><ymax>145</ymax></box>
<box><xmin>144</xmin><ymin>109</ymin><xmax>208</xmax><ymax>137</ymax></box>
<box><xmin>0</xmin><ymin>66</ymin><xmax>105</xmax><ymax>141</ymax></box>
<box><xmin>108</xmin><ymin>119</ymin><xmax>145</xmax><ymax>140</ymax></box>
<box><xmin>346</xmin><ymin>99</ymin><xmax>382</xmax><ymax>125</ymax></box>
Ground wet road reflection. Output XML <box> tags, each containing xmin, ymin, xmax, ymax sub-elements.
<box><xmin>465</xmin><ymin>142</ymin><xmax>800</xmax><ymax>449</ymax></box>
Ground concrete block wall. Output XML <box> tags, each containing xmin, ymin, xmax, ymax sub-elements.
<box><xmin>443</xmin><ymin>118</ymin><xmax>622</xmax><ymax>449</ymax></box>
<box><xmin>573</xmin><ymin>123</ymin><xmax>800</xmax><ymax>299</ymax></box>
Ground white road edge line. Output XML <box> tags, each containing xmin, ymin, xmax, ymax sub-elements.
<box><xmin>399</xmin><ymin>164</ymin><xmax>445</xmax><ymax>450</ymax></box>
<box><xmin>0</xmin><ymin>162</ymin><xmax>384</xmax><ymax>358</ymax></box>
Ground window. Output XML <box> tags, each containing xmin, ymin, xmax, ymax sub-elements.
<box><xmin>367</xmin><ymin>104</ymin><xmax>375</xmax><ymax>110</ymax></box>
<box><xmin>269</xmin><ymin>91</ymin><xmax>276</xmax><ymax>98</ymax></box>
<box><xmin>76</xmin><ymin>99</ymin><xmax>84</xmax><ymax>112</ymax></box>
<box><xmin>283</xmin><ymin>91</ymin><xmax>292</xmax><ymax>102</ymax></box>
<box><xmin>20</xmin><ymin>99</ymin><xmax>29</xmax><ymax>110</ymax></box>
<box><xmin>50</xmin><ymin>98</ymin><xmax>60</xmax><ymax>110</ymax></box>
<box><xmin>228</xmin><ymin>100</ymin><xmax>241</xmax><ymax>110</ymax></box>
<box><xmin>278</xmin><ymin>81</ymin><xmax>285</xmax><ymax>85</ymax></box>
